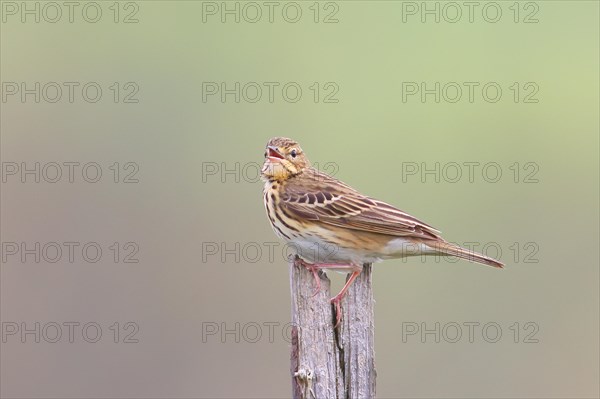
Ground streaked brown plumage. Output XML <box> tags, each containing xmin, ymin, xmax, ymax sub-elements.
<box><xmin>261</xmin><ymin>137</ymin><xmax>503</xmax><ymax>323</ymax></box>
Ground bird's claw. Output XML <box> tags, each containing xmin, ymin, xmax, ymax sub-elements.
<box><xmin>331</xmin><ymin>295</ymin><xmax>343</xmax><ymax>328</ymax></box>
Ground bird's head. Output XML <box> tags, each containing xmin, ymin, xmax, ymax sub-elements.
<box><xmin>261</xmin><ymin>137</ymin><xmax>310</xmax><ymax>181</ymax></box>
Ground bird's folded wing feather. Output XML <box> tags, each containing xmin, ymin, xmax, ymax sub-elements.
<box><xmin>281</xmin><ymin>172</ymin><xmax>441</xmax><ymax>239</ymax></box>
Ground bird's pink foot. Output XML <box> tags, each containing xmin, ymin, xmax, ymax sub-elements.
<box><xmin>330</xmin><ymin>270</ymin><xmax>361</xmax><ymax>328</ymax></box>
<box><xmin>296</xmin><ymin>258</ymin><xmax>322</xmax><ymax>297</ymax></box>
<box><xmin>331</xmin><ymin>294</ymin><xmax>344</xmax><ymax>327</ymax></box>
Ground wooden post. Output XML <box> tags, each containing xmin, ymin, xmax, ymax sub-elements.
<box><xmin>289</xmin><ymin>256</ymin><xmax>376</xmax><ymax>399</ymax></box>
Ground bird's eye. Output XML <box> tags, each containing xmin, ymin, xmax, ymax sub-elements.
<box><xmin>290</xmin><ymin>149</ymin><xmax>297</xmax><ymax>158</ymax></box>
<box><xmin>264</xmin><ymin>151</ymin><xmax>267</xmax><ymax>158</ymax></box>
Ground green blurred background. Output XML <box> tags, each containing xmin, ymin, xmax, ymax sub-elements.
<box><xmin>1</xmin><ymin>1</ymin><xmax>598</xmax><ymax>397</ymax></box>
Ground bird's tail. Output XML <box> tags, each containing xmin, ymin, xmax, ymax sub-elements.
<box><xmin>426</xmin><ymin>240</ymin><xmax>504</xmax><ymax>268</ymax></box>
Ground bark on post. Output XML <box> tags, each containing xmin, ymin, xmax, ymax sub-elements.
<box><xmin>289</xmin><ymin>256</ymin><xmax>376</xmax><ymax>399</ymax></box>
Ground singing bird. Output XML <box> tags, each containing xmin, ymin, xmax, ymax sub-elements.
<box><xmin>261</xmin><ymin>137</ymin><xmax>503</xmax><ymax>321</ymax></box>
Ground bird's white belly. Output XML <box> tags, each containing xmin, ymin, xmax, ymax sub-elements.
<box><xmin>287</xmin><ymin>234</ymin><xmax>436</xmax><ymax>266</ymax></box>
<box><xmin>287</xmin><ymin>233</ymin><xmax>382</xmax><ymax>266</ymax></box>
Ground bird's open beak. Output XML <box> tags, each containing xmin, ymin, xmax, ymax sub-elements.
<box><xmin>267</xmin><ymin>146</ymin><xmax>284</xmax><ymax>162</ymax></box>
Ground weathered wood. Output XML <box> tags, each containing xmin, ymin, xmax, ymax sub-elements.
<box><xmin>339</xmin><ymin>264</ymin><xmax>376</xmax><ymax>399</ymax></box>
<box><xmin>290</xmin><ymin>257</ymin><xmax>376</xmax><ymax>399</ymax></box>
<box><xmin>289</xmin><ymin>257</ymin><xmax>342</xmax><ymax>399</ymax></box>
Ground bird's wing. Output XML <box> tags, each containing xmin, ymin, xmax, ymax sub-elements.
<box><xmin>281</xmin><ymin>170</ymin><xmax>441</xmax><ymax>239</ymax></box>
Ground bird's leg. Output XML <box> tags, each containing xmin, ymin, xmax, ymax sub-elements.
<box><xmin>295</xmin><ymin>259</ymin><xmax>358</xmax><ymax>297</ymax></box>
<box><xmin>331</xmin><ymin>270</ymin><xmax>361</xmax><ymax>327</ymax></box>
<box><xmin>295</xmin><ymin>258</ymin><xmax>362</xmax><ymax>326</ymax></box>
<box><xmin>295</xmin><ymin>258</ymin><xmax>323</xmax><ymax>296</ymax></box>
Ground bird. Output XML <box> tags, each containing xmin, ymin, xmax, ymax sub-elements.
<box><xmin>261</xmin><ymin>137</ymin><xmax>503</xmax><ymax>324</ymax></box>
